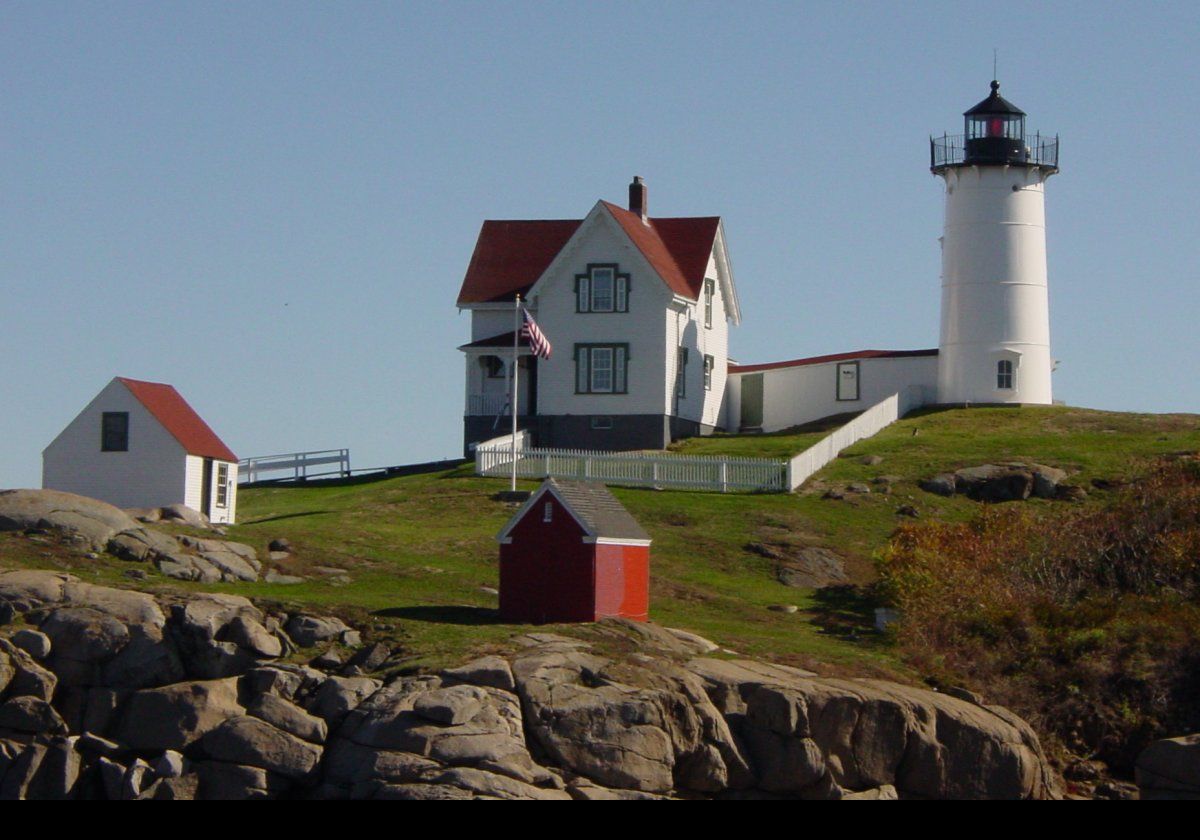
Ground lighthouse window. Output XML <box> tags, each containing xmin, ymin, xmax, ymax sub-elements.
<box><xmin>997</xmin><ymin>360</ymin><xmax>1015</xmax><ymax>390</ymax></box>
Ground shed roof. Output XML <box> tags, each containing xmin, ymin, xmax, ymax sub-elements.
<box><xmin>497</xmin><ymin>478</ymin><xmax>651</xmax><ymax>544</ymax></box>
<box><xmin>118</xmin><ymin>377</ymin><xmax>238</xmax><ymax>462</ymax></box>
<box><xmin>728</xmin><ymin>348</ymin><xmax>937</xmax><ymax>375</ymax></box>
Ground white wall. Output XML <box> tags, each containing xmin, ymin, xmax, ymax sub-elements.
<box><xmin>530</xmin><ymin>209</ymin><xmax>673</xmax><ymax>418</ymax></box>
<box><xmin>184</xmin><ymin>455</ymin><xmax>238</xmax><ymax>524</ymax></box>
<box><xmin>937</xmin><ymin>165</ymin><xmax>1054</xmax><ymax>404</ymax></box>
<box><xmin>729</xmin><ymin>354</ymin><xmax>938</xmax><ymax>434</ymax></box>
<box><xmin>43</xmin><ymin>378</ymin><xmax>188</xmax><ymax>509</ymax></box>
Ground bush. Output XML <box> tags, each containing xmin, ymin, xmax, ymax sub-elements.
<box><xmin>877</xmin><ymin>461</ymin><xmax>1200</xmax><ymax>770</ymax></box>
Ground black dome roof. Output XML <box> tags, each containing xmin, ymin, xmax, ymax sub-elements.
<box><xmin>964</xmin><ymin>80</ymin><xmax>1025</xmax><ymax>117</ymax></box>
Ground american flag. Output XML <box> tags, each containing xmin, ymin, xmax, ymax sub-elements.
<box><xmin>521</xmin><ymin>307</ymin><xmax>552</xmax><ymax>359</ymax></box>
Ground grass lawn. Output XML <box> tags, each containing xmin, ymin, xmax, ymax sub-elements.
<box><xmin>5</xmin><ymin>405</ymin><xmax>1197</xmax><ymax>676</ymax></box>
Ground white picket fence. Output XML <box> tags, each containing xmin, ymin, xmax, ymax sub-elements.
<box><xmin>784</xmin><ymin>386</ymin><xmax>927</xmax><ymax>490</ymax></box>
<box><xmin>474</xmin><ymin>433</ymin><xmax>785</xmax><ymax>492</ymax></box>
<box><xmin>473</xmin><ymin>386</ymin><xmax>928</xmax><ymax>494</ymax></box>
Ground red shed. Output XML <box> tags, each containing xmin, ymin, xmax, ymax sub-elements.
<box><xmin>496</xmin><ymin>478</ymin><xmax>651</xmax><ymax>624</ymax></box>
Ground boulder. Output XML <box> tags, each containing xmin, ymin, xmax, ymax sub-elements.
<box><xmin>115</xmin><ymin>677</ymin><xmax>245</xmax><ymax>751</ymax></box>
<box><xmin>412</xmin><ymin>685</ymin><xmax>488</xmax><ymax>726</ymax></box>
<box><xmin>10</xmin><ymin>629</ymin><xmax>51</xmax><ymax>660</ymax></box>
<box><xmin>442</xmin><ymin>655</ymin><xmax>516</xmax><ymax>692</ymax></box>
<box><xmin>775</xmin><ymin>547</ymin><xmax>848</xmax><ymax>589</ymax></box>
<box><xmin>1137</xmin><ymin>733</ymin><xmax>1200</xmax><ymax>799</ymax></box>
<box><xmin>160</xmin><ymin>504</ymin><xmax>210</xmax><ymax>530</ymax></box>
<box><xmin>196</xmin><ymin>760</ymin><xmax>288</xmax><ymax>800</ymax></box>
<box><xmin>220</xmin><ymin>615</ymin><xmax>282</xmax><ymax>659</ymax></box>
<box><xmin>305</xmin><ymin>675</ymin><xmax>381</xmax><ymax>725</ymax></box>
<box><xmin>918</xmin><ymin>474</ymin><xmax>956</xmax><ymax>497</ymax></box>
<box><xmin>246</xmin><ymin>693</ymin><xmax>328</xmax><ymax>744</ymax></box>
<box><xmin>40</xmin><ymin>607</ymin><xmax>131</xmax><ymax>686</ymax></box>
<box><xmin>0</xmin><ymin>569</ymin><xmax>73</xmax><ymax>612</ymax></box>
<box><xmin>0</xmin><ymin>639</ymin><xmax>58</xmax><ymax>700</ymax></box>
<box><xmin>0</xmin><ymin>696</ymin><xmax>68</xmax><ymax>734</ymax></box>
<box><xmin>687</xmin><ymin>658</ymin><xmax>1057</xmax><ymax>799</ymax></box>
<box><xmin>0</xmin><ymin>489</ymin><xmax>140</xmax><ymax>549</ymax></box>
<box><xmin>285</xmin><ymin>614</ymin><xmax>353</xmax><ymax>648</ymax></box>
<box><xmin>199</xmin><ymin>716</ymin><xmax>323</xmax><ymax>780</ymax></box>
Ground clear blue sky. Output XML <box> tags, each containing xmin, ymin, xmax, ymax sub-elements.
<box><xmin>4</xmin><ymin>2</ymin><xmax>1198</xmax><ymax>487</ymax></box>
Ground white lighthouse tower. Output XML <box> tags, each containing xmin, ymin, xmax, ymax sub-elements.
<box><xmin>931</xmin><ymin>81</ymin><xmax>1059</xmax><ymax>405</ymax></box>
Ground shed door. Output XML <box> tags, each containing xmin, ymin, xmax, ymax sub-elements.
<box><xmin>200</xmin><ymin>458</ymin><xmax>213</xmax><ymax>517</ymax></box>
<box><xmin>740</xmin><ymin>374</ymin><xmax>763</xmax><ymax>430</ymax></box>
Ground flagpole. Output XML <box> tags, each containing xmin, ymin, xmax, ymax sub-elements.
<box><xmin>511</xmin><ymin>294</ymin><xmax>520</xmax><ymax>492</ymax></box>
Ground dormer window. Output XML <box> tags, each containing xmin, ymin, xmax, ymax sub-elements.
<box><xmin>576</xmin><ymin>264</ymin><xmax>630</xmax><ymax>313</ymax></box>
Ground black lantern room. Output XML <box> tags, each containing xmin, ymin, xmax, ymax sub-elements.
<box><xmin>964</xmin><ymin>80</ymin><xmax>1026</xmax><ymax>164</ymax></box>
<box><xmin>930</xmin><ymin>80</ymin><xmax>1058</xmax><ymax>174</ymax></box>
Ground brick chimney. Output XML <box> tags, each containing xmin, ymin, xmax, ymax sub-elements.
<box><xmin>628</xmin><ymin>176</ymin><xmax>647</xmax><ymax>221</ymax></box>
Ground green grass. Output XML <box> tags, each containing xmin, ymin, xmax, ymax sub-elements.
<box><xmin>5</xmin><ymin>405</ymin><xmax>1198</xmax><ymax>677</ymax></box>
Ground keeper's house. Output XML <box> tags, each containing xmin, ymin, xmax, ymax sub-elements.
<box><xmin>456</xmin><ymin>176</ymin><xmax>740</xmax><ymax>455</ymax></box>
<box><xmin>497</xmin><ymin>478</ymin><xmax>650</xmax><ymax>624</ymax></box>
<box><xmin>42</xmin><ymin>377</ymin><xmax>239</xmax><ymax>524</ymax></box>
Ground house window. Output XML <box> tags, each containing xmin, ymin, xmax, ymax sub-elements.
<box><xmin>216</xmin><ymin>463</ymin><xmax>229</xmax><ymax>508</ymax></box>
<box><xmin>101</xmin><ymin>412</ymin><xmax>129</xmax><ymax>452</ymax></box>
<box><xmin>704</xmin><ymin>279</ymin><xmax>715</xmax><ymax>329</ymax></box>
<box><xmin>997</xmin><ymin>359</ymin><xmax>1015</xmax><ymax>390</ymax></box>
<box><xmin>675</xmin><ymin>347</ymin><xmax>689</xmax><ymax>398</ymax></box>
<box><xmin>575</xmin><ymin>344</ymin><xmax>629</xmax><ymax>394</ymax></box>
<box><xmin>591</xmin><ymin>416</ymin><xmax>614</xmax><ymax>430</ymax></box>
<box><xmin>576</xmin><ymin>264</ymin><xmax>630</xmax><ymax>313</ymax></box>
<box><xmin>543</xmin><ymin>502</ymin><xmax>553</xmax><ymax>523</ymax></box>
<box><xmin>704</xmin><ymin>354</ymin><xmax>714</xmax><ymax>390</ymax></box>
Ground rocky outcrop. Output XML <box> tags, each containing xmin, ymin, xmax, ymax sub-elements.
<box><xmin>0</xmin><ymin>571</ymin><xmax>1059</xmax><ymax>799</ymax></box>
<box><xmin>919</xmin><ymin>463</ymin><xmax>1083</xmax><ymax>503</ymax></box>
<box><xmin>0</xmin><ymin>490</ymin><xmax>260</xmax><ymax>583</ymax></box>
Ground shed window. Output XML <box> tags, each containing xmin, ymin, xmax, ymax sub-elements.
<box><xmin>101</xmin><ymin>412</ymin><xmax>129</xmax><ymax>452</ymax></box>
<box><xmin>216</xmin><ymin>463</ymin><xmax>229</xmax><ymax>508</ymax></box>
<box><xmin>997</xmin><ymin>359</ymin><xmax>1015</xmax><ymax>390</ymax></box>
<box><xmin>543</xmin><ymin>502</ymin><xmax>553</xmax><ymax>523</ymax></box>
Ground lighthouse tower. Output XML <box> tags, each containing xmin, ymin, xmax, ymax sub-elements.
<box><xmin>931</xmin><ymin>81</ymin><xmax>1059</xmax><ymax>405</ymax></box>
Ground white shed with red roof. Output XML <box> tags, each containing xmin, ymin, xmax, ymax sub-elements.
<box><xmin>42</xmin><ymin>377</ymin><xmax>240</xmax><ymax>524</ymax></box>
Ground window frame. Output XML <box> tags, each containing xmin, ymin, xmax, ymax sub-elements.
<box><xmin>836</xmin><ymin>361</ymin><xmax>860</xmax><ymax>402</ymax></box>
<box><xmin>997</xmin><ymin>359</ymin><xmax>1015</xmax><ymax>390</ymax></box>
<box><xmin>216</xmin><ymin>463</ymin><xmax>229</xmax><ymax>508</ymax></box>
<box><xmin>703</xmin><ymin>354</ymin><xmax>714</xmax><ymax>391</ymax></box>
<box><xmin>574</xmin><ymin>343</ymin><xmax>630</xmax><ymax>394</ymax></box>
<box><xmin>575</xmin><ymin>264</ymin><xmax>631</xmax><ymax>314</ymax></box>
<box><xmin>704</xmin><ymin>279</ymin><xmax>715</xmax><ymax>329</ymax></box>
<box><xmin>101</xmin><ymin>412</ymin><xmax>129</xmax><ymax>452</ymax></box>
<box><xmin>675</xmin><ymin>347</ymin><xmax>689</xmax><ymax>399</ymax></box>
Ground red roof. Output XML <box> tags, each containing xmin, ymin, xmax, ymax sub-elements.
<box><xmin>118</xmin><ymin>378</ymin><xmax>238</xmax><ymax>462</ymax></box>
<box><xmin>456</xmin><ymin>204</ymin><xmax>720</xmax><ymax>305</ymax></box>
<box><xmin>456</xmin><ymin>220</ymin><xmax>582</xmax><ymax>304</ymax></box>
<box><xmin>729</xmin><ymin>349</ymin><xmax>938</xmax><ymax>374</ymax></box>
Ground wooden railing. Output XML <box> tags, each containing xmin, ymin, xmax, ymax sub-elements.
<box><xmin>238</xmin><ymin>449</ymin><xmax>350</xmax><ymax>484</ymax></box>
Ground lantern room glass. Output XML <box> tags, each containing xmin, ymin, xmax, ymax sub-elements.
<box><xmin>967</xmin><ymin>113</ymin><xmax>1024</xmax><ymax>141</ymax></box>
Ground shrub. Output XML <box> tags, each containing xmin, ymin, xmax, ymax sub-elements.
<box><xmin>877</xmin><ymin>461</ymin><xmax>1200</xmax><ymax>770</ymax></box>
